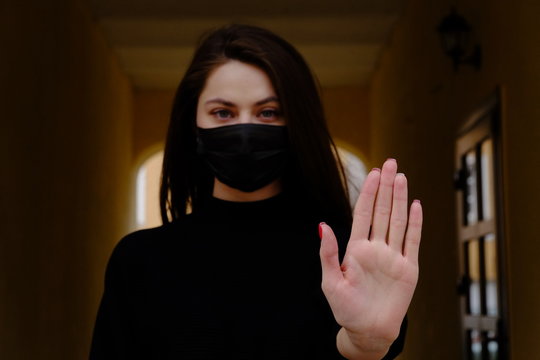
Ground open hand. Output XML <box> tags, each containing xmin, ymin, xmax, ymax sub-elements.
<box><xmin>319</xmin><ymin>158</ymin><xmax>423</xmax><ymax>359</ymax></box>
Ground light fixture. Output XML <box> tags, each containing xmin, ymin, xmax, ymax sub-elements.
<box><xmin>437</xmin><ymin>8</ymin><xmax>482</xmax><ymax>71</ymax></box>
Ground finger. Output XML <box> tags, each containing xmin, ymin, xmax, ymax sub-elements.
<box><xmin>319</xmin><ymin>222</ymin><xmax>343</xmax><ymax>292</ymax></box>
<box><xmin>371</xmin><ymin>158</ymin><xmax>398</xmax><ymax>242</ymax></box>
<box><xmin>350</xmin><ymin>168</ymin><xmax>381</xmax><ymax>241</ymax></box>
<box><xmin>404</xmin><ymin>200</ymin><xmax>423</xmax><ymax>265</ymax></box>
<box><xmin>388</xmin><ymin>173</ymin><xmax>408</xmax><ymax>252</ymax></box>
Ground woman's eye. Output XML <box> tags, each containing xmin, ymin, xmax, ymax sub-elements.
<box><xmin>259</xmin><ymin>109</ymin><xmax>280</xmax><ymax>119</ymax></box>
<box><xmin>213</xmin><ymin>110</ymin><xmax>233</xmax><ymax>119</ymax></box>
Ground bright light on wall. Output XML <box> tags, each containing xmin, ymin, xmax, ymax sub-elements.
<box><xmin>135</xmin><ymin>147</ymin><xmax>367</xmax><ymax>228</ymax></box>
<box><xmin>136</xmin><ymin>166</ymin><xmax>147</xmax><ymax>226</ymax></box>
<box><xmin>336</xmin><ymin>147</ymin><xmax>367</xmax><ymax>208</ymax></box>
<box><xmin>135</xmin><ymin>150</ymin><xmax>164</xmax><ymax>230</ymax></box>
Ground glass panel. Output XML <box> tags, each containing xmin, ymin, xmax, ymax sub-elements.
<box><xmin>481</xmin><ymin>138</ymin><xmax>495</xmax><ymax>221</ymax></box>
<box><xmin>484</xmin><ymin>233</ymin><xmax>499</xmax><ymax>316</ymax></box>
<box><xmin>470</xmin><ymin>330</ymin><xmax>483</xmax><ymax>360</ymax></box>
<box><xmin>487</xmin><ymin>331</ymin><xmax>499</xmax><ymax>360</ymax></box>
<box><xmin>468</xmin><ymin>239</ymin><xmax>481</xmax><ymax>315</ymax></box>
<box><xmin>465</xmin><ymin>150</ymin><xmax>478</xmax><ymax>225</ymax></box>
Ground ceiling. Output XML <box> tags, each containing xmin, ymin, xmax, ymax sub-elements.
<box><xmin>85</xmin><ymin>0</ymin><xmax>407</xmax><ymax>90</ymax></box>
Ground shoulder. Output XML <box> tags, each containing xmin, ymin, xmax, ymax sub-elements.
<box><xmin>107</xmin><ymin>218</ymin><xmax>193</xmax><ymax>270</ymax></box>
<box><xmin>114</xmin><ymin>223</ymin><xmax>170</xmax><ymax>255</ymax></box>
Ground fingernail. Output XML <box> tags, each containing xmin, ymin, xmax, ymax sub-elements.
<box><xmin>397</xmin><ymin>172</ymin><xmax>405</xmax><ymax>177</ymax></box>
<box><xmin>413</xmin><ymin>199</ymin><xmax>421</xmax><ymax>205</ymax></box>
<box><xmin>372</xmin><ymin>168</ymin><xmax>381</xmax><ymax>172</ymax></box>
<box><xmin>387</xmin><ymin>158</ymin><xmax>396</xmax><ymax>162</ymax></box>
<box><xmin>319</xmin><ymin>222</ymin><xmax>326</xmax><ymax>239</ymax></box>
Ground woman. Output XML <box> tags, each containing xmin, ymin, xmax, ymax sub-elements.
<box><xmin>90</xmin><ymin>24</ymin><xmax>422</xmax><ymax>360</ymax></box>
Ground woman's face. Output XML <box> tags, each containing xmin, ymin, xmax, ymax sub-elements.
<box><xmin>196</xmin><ymin>60</ymin><xmax>285</xmax><ymax>129</ymax></box>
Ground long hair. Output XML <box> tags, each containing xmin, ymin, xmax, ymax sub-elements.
<box><xmin>160</xmin><ymin>24</ymin><xmax>352</xmax><ymax>225</ymax></box>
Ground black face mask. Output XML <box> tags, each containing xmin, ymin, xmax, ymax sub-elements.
<box><xmin>196</xmin><ymin>124</ymin><xmax>288</xmax><ymax>193</ymax></box>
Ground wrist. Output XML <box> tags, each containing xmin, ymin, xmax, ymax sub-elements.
<box><xmin>336</xmin><ymin>327</ymin><xmax>392</xmax><ymax>360</ymax></box>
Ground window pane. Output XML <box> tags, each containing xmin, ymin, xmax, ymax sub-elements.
<box><xmin>487</xmin><ymin>330</ymin><xmax>499</xmax><ymax>360</ymax></box>
<box><xmin>481</xmin><ymin>138</ymin><xmax>495</xmax><ymax>221</ymax></box>
<box><xmin>485</xmin><ymin>233</ymin><xmax>499</xmax><ymax>316</ymax></box>
<box><xmin>465</xmin><ymin>151</ymin><xmax>478</xmax><ymax>225</ymax></box>
<box><xmin>470</xmin><ymin>330</ymin><xmax>482</xmax><ymax>360</ymax></box>
<box><xmin>468</xmin><ymin>239</ymin><xmax>481</xmax><ymax>315</ymax></box>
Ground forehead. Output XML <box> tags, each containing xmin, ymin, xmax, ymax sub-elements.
<box><xmin>199</xmin><ymin>60</ymin><xmax>277</xmax><ymax>103</ymax></box>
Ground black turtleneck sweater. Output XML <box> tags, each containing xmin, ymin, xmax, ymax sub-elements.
<box><xmin>90</xmin><ymin>194</ymin><xmax>405</xmax><ymax>359</ymax></box>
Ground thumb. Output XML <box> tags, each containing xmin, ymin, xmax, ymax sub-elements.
<box><xmin>319</xmin><ymin>222</ymin><xmax>343</xmax><ymax>293</ymax></box>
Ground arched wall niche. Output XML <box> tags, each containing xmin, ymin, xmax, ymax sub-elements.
<box><xmin>134</xmin><ymin>140</ymin><xmax>368</xmax><ymax>229</ymax></box>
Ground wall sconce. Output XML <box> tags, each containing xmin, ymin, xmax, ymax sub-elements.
<box><xmin>437</xmin><ymin>8</ymin><xmax>482</xmax><ymax>71</ymax></box>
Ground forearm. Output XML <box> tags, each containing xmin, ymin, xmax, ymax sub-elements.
<box><xmin>336</xmin><ymin>327</ymin><xmax>392</xmax><ymax>360</ymax></box>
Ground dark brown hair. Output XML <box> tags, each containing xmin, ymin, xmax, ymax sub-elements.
<box><xmin>160</xmin><ymin>24</ymin><xmax>352</xmax><ymax>225</ymax></box>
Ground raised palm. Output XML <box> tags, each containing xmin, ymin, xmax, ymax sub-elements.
<box><xmin>319</xmin><ymin>159</ymin><xmax>423</xmax><ymax>357</ymax></box>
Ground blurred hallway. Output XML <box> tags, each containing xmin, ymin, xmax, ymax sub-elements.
<box><xmin>1</xmin><ymin>0</ymin><xmax>539</xmax><ymax>358</ymax></box>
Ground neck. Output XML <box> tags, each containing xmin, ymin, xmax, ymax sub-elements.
<box><xmin>212</xmin><ymin>178</ymin><xmax>282</xmax><ymax>202</ymax></box>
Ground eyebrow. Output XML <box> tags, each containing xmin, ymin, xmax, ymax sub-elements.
<box><xmin>204</xmin><ymin>96</ymin><xmax>279</xmax><ymax>106</ymax></box>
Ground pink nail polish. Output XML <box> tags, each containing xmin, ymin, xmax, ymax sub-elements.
<box><xmin>413</xmin><ymin>199</ymin><xmax>421</xmax><ymax>205</ymax></box>
<box><xmin>318</xmin><ymin>222</ymin><xmax>326</xmax><ymax>238</ymax></box>
<box><xmin>387</xmin><ymin>158</ymin><xmax>396</xmax><ymax>162</ymax></box>
<box><xmin>372</xmin><ymin>168</ymin><xmax>381</xmax><ymax>172</ymax></box>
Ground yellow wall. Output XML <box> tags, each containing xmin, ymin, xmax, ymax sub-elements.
<box><xmin>0</xmin><ymin>0</ymin><xmax>134</xmax><ymax>358</ymax></box>
<box><xmin>370</xmin><ymin>0</ymin><xmax>540</xmax><ymax>358</ymax></box>
<box><xmin>323</xmin><ymin>86</ymin><xmax>371</xmax><ymax>164</ymax></box>
<box><xmin>133</xmin><ymin>90</ymin><xmax>174</xmax><ymax>162</ymax></box>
